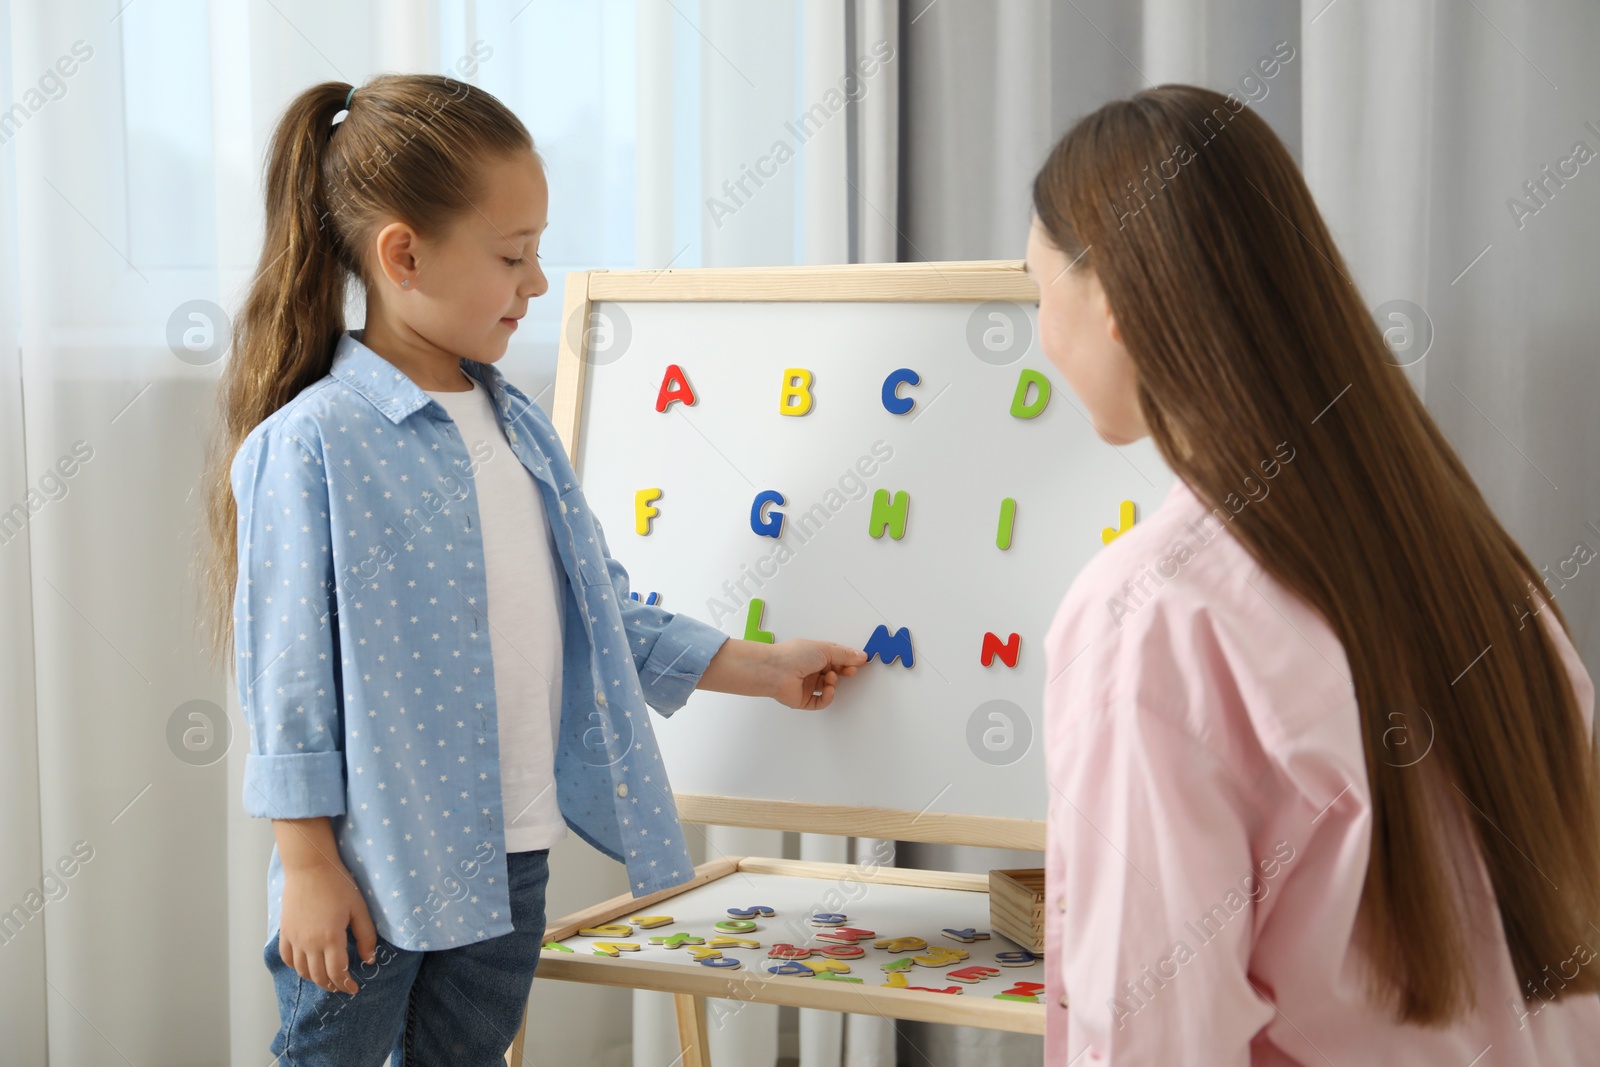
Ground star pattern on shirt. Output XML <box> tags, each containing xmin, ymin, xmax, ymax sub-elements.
<box><xmin>233</xmin><ymin>333</ymin><xmax>717</xmax><ymax>955</ymax></box>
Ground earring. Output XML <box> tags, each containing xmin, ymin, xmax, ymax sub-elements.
<box><xmin>401</xmin><ymin>279</ymin><xmax>411</xmax><ymax>287</ymax></box>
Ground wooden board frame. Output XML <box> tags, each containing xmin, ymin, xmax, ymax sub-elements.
<box><xmin>512</xmin><ymin>262</ymin><xmax>1050</xmax><ymax>1065</ymax></box>
<box><xmin>551</xmin><ymin>260</ymin><xmax>1046</xmax><ymax>853</ymax></box>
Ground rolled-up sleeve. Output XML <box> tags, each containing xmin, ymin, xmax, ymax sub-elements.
<box><xmin>232</xmin><ymin>426</ymin><xmax>346</xmax><ymax>819</ymax></box>
<box><xmin>593</xmin><ymin>515</ymin><xmax>728</xmax><ymax>717</ymax></box>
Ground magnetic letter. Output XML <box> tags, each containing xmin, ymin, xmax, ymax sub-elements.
<box><xmin>996</xmin><ymin>949</ymin><xmax>1039</xmax><ymax>967</ymax></box>
<box><xmin>634</xmin><ymin>488</ymin><xmax>661</xmax><ymax>534</ymax></box>
<box><xmin>801</xmin><ymin>959</ymin><xmax>853</xmax><ymax>974</ymax></box>
<box><xmin>767</xmin><ymin>961</ymin><xmax>814</xmax><ymax>976</ymax></box>
<box><xmin>913</xmin><ymin>947</ymin><xmax>969</xmax><ymax>968</ymax></box>
<box><xmin>881</xmin><ymin>368</ymin><xmax>920</xmax><ymax>414</ymax></box>
<box><xmin>590</xmin><ymin>942</ymin><xmax>641</xmax><ymax>956</ymax></box>
<box><xmin>655</xmin><ymin>363</ymin><xmax>697</xmax><ymax>412</ymax></box>
<box><xmin>998</xmin><ymin>981</ymin><xmax>1046</xmax><ymax>999</ymax></box>
<box><xmin>578</xmin><ymin>924</ymin><xmax>633</xmax><ymax>938</ymax></box>
<box><xmin>650</xmin><ymin>932</ymin><xmax>706</xmax><ymax>949</ymax></box>
<box><xmin>751</xmin><ymin>490</ymin><xmax>786</xmax><ymax>538</ymax></box>
<box><xmin>996</xmin><ymin>497</ymin><xmax>1016</xmax><ymax>550</ymax></box>
<box><xmin>864</xmin><ymin>625</ymin><xmax>914</xmax><ymax>667</ymax></box>
<box><xmin>812</xmin><ymin>944</ymin><xmax>865</xmax><ymax>959</ymax></box>
<box><xmin>1010</xmin><ymin>368</ymin><xmax>1051</xmax><ymax>418</ymax></box>
<box><xmin>948</xmin><ymin>965</ymin><xmax>1002</xmax><ymax>984</ymax></box>
<box><xmin>708</xmin><ymin>936</ymin><xmax>761</xmax><ymax>949</ymax></box>
<box><xmin>868</xmin><ymin>489</ymin><xmax>910</xmax><ymax>540</ymax></box>
<box><xmin>768</xmin><ymin>943</ymin><xmax>812</xmax><ymax>960</ymax></box>
<box><xmin>980</xmin><ymin>632</ymin><xmax>1020</xmax><ymax>668</ymax></box>
<box><xmin>1102</xmin><ymin>499</ymin><xmax>1136</xmax><ymax>544</ymax></box>
<box><xmin>779</xmin><ymin>367</ymin><xmax>814</xmax><ymax>416</ymax></box>
<box><xmin>744</xmin><ymin>598</ymin><xmax>775</xmax><ymax>644</ymax></box>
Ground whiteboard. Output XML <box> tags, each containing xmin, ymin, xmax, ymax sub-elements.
<box><xmin>573</xmin><ymin>292</ymin><xmax>1172</xmax><ymax>822</ymax></box>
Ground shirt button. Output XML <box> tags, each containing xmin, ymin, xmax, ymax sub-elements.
<box><xmin>616</xmin><ymin>784</ymin><xmax>628</xmax><ymax>798</ymax></box>
<box><xmin>596</xmin><ymin>692</ymin><xmax>608</xmax><ymax>706</ymax></box>
<box><xmin>1059</xmin><ymin>994</ymin><xmax>1068</xmax><ymax>1008</ymax></box>
<box><xmin>559</xmin><ymin>501</ymin><xmax>568</xmax><ymax>514</ymax></box>
<box><xmin>1057</xmin><ymin>896</ymin><xmax>1066</xmax><ymax>913</ymax></box>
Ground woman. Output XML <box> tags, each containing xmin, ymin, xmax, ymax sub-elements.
<box><xmin>1032</xmin><ymin>84</ymin><xmax>1600</xmax><ymax>1064</ymax></box>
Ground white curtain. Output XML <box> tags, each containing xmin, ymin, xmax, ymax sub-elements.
<box><xmin>0</xmin><ymin>1</ymin><xmax>645</xmax><ymax>1065</ymax></box>
<box><xmin>3</xmin><ymin>1</ymin><xmax>1596</xmax><ymax>1065</ymax></box>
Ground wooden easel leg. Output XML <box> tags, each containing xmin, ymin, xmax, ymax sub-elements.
<box><xmin>672</xmin><ymin>992</ymin><xmax>712</xmax><ymax>1067</ymax></box>
<box><xmin>507</xmin><ymin>1000</ymin><xmax>530</xmax><ymax>1065</ymax></box>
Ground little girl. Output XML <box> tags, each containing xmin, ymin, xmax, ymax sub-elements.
<box><xmin>1030</xmin><ymin>86</ymin><xmax>1600</xmax><ymax>1063</ymax></box>
<box><xmin>200</xmin><ymin>74</ymin><xmax>865</xmax><ymax>1065</ymax></box>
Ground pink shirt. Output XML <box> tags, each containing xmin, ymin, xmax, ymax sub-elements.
<box><xmin>1043</xmin><ymin>477</ymin><xmax>1600</xmax><ymax>1064</ymax></box>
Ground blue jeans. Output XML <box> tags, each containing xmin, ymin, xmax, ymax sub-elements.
<box><xmin>265</xmin><ymin>849</ymin><xmax>550</xmax><ymax>1066</ymax></box>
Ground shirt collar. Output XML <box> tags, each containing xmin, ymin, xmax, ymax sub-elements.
<box><xmin>330</xmin><ymin>329</ymin><xmax>508</xmax><ymax>425</ymax></box>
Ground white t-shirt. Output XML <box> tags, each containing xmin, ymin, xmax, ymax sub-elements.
<box><xmin>424</xmin><ymin>374</ymin><xmax>567</xmax><ymax>852</ymax></box>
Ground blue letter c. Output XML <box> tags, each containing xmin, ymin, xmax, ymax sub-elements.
<box><xmin>881</xmin><ymin>368</ymin><xmax>920</xmax><ymax>415</ymax></box>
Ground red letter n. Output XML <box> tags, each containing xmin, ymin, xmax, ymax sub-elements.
<box><xmin>980</xmin><ymin>632</ymin><xmax>1020</xmax><ymax>668</ymax></box>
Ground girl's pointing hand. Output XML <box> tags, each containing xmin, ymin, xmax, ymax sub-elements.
<box><xmin>768</xmin><ymin>638</ymin><xmax>870</xmax><ymax>710</ymax></box>
<box><xmin>699</xmin><ymin>637</ymin><xmax>869</xmax><ymax>711</ymax></box>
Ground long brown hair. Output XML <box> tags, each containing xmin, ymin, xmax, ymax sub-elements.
<box><xmin>1034</xmin><ymin>84</ymin><xmax>1600</xmax><ymax>1023</ymax></box>
<box><xmin>195</xmin><ymin>74</ymin><xmax>533</xmax><ymax>668</ymax></box>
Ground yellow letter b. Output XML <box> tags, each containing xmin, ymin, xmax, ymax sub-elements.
<box><xmin>779</xmin><ymin>367</ymin><xmax>814</xmax><ymax>416</ymax></box>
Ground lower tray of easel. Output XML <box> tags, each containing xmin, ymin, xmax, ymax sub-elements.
<box><xmin>536</xmin><ymin>855</ymin><xmax>1046</xmax><ymax>1035</ymax></box>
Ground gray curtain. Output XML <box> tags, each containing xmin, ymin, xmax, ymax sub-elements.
<box><xmin>899</xmin><ymin>0</ymin><xmax>1599</xmax><ymax>666</ymax></box>
<box><xmin>894</xmin><ymin>0</ymin><xmax>1600</xmax><ymax>1063</ymax></box>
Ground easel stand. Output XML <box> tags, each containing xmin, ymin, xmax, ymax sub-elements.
<box><xmin>505</xmin><ymin>261</ymin><xmax>1051</xmax><ymax>1066</ymax></box>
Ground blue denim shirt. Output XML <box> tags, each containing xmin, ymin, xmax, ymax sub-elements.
<box><xmin>232</xmin><ymin>330</ymin><xmax>727</xmax><ymax>951</ymax></box>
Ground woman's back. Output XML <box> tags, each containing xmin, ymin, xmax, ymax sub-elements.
<box><xmin>1043</xmin><ymin>477</ymin><xmax>1600</xmax><ymax>1065</ymax></box>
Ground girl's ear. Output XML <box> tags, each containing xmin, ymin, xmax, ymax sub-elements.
<box><xmin>374</xmin><ymin>221</ymin><xmax>420</xmax><ymax>288</ymax></box>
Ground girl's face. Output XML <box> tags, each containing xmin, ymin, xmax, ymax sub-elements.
<box><xmin>1024</xmin><ymin>213</ymin><xmax>1148</xmax><ymax>445</ymax></box>
<box><xmin>371</xmin><ymin>148</ymin><xmax>550</xmax><ymax>365</ymax></box>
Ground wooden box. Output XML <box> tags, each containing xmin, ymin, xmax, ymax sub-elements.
<box><xmin>989</xmin><ymin>868</ymin><xmax>1046</xmax><ymax>955</ymax></box>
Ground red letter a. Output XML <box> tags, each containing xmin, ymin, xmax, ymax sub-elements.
<box><xmin>655</xmin><ymin>363</ymin><xmax>697</xmax><ymax>412</ymax></box>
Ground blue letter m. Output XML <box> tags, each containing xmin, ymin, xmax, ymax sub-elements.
<box><xmin>864</xmin><ymin>625</ymin><xmax>914</xmax><ymax>667</ymax></box>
